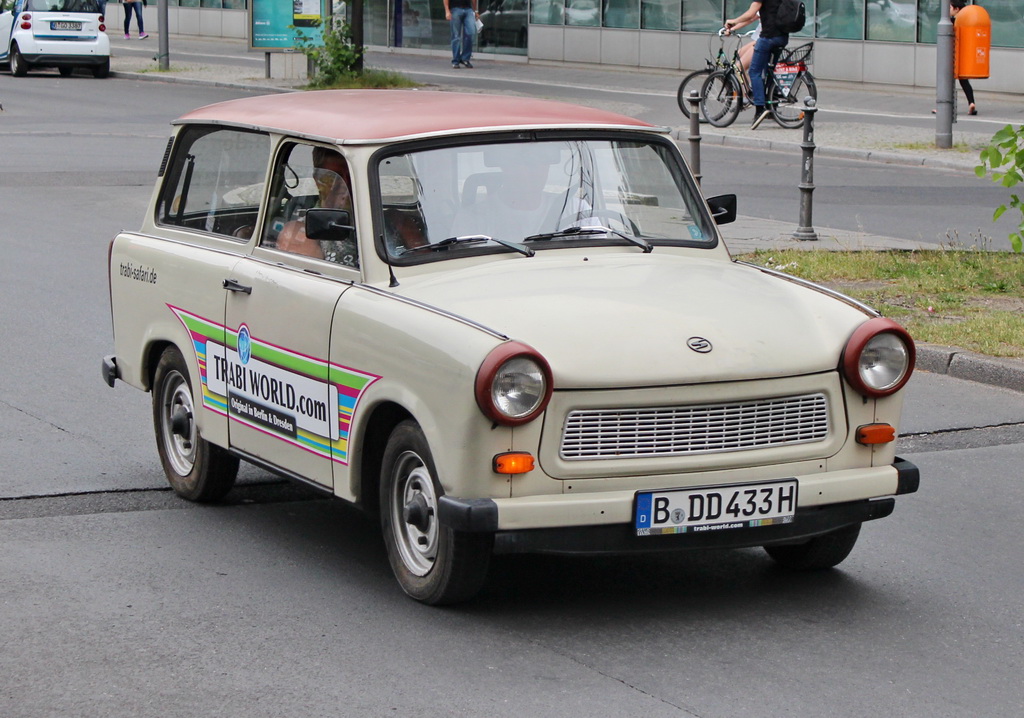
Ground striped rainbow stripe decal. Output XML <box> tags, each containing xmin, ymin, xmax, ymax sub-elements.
<box><xmin>169</xmin><ymin>305</ymin><xmax>379</xmax><ymax>465</ymax></box>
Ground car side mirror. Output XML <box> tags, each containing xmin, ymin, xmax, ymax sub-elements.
<box><xmin>305</xmin><ymin>208</ymin><xmax>354</xmax><ymax>240</ymax></box>
<box><xmin>706</xmin><ymin>194</ymin><xmax>737</xmax><ymax>225</ymax></box>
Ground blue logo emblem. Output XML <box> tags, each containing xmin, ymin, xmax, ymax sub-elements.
<box><xmin>237</xmin><ymin>325</ymin><xmax>252</xmax><ymax>365</ymax></box>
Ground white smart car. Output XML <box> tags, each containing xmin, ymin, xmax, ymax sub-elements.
<box><xmin>103</xmin><ymin>90</ymin><xmax>919</xmax><ymax>604</ymax></box>
<box><xmin>1</xmin><ymin>0</ymin><xmax>110</xmax><ymax>77</ymax></box>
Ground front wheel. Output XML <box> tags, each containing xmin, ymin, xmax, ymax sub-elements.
<box><xmin>380</xmin><ymin>420</ymin><xmax>492</xmax><ymax>605</ymax></box>
<box><xmin>700</xmin><ymin>70</ymin><xmax>742</xmax><ymax>128</ymax></box>
<box><xmin>769</xmin><ymin>73</ymin><xmax>817</xmax><ymax>129</ymax></box>
<box><xmin>152</xmin><ymin>346</ymin><xmax>239</xmax><ymax>502</ymax></box>
<box><xmin>10</xmin><ymin>45</ymin><xmax>28</xmax><ymax>77</ymax></box>
<box><xmin>763</xmin><ymin>523</ymin><xmax>861</xmax><ymax>570</ymax></box>
<box><xmin>676</xmin><ymin>68</ymin><xmax>711</xmax><ymax>120</ymax></box>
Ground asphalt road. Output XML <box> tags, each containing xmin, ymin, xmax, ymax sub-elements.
<box><xmin>1</xmin><ymin>73</ymin><xmax>1023</xmax><ymax>717</ymax></box>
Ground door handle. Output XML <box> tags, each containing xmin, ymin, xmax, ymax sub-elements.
<box><xmin>222</xmin><ymin>278</ymin><xmax>252</xmax><ymax>294</ymax></box>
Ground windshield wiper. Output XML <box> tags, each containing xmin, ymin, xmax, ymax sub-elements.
<box><xmin>403</xmin><ymin>234</ymin><xmax>534</xmax><ymax>258</ymax></box>
<box><xmin>524</xmin><ymin>225</ymin><xmax>652</xmax><ymax>253</ymax></box>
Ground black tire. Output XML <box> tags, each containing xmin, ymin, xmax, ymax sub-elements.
<box><xmin>769</xmin><ymin>73</ymin><xmax>817</xmax><ymax>129</ymax></box>
<box><xmin>380</xmin><ymin>420</ymin><xmax>493</xmax><ymax>605</ymax></box>
<box><xmin>700</xmin><ymin>70</ymin><xmax>742</xmax><ymax>128</ymax></box>
<box><xmin>10</xmin><ymin>45</ymin><xmax>28</xmax><ymax>77</ymax></box>
<box><xmin>676</xmin><ymin>68</ymin><xmax>711</xmax><ymax>120</ymax></box>
<box><xmin>92</xmin><ymin>59</ymin><xmax>110</xmax><ymax>79</ymax></box>
<box><xmin>58</xmin><ymin>66</ymin><xmax>74</xmax><ymax>77</ymax></box>
<box><xmin>152</xmin><ymin>346</ymin><xmax>239</xmax><ymax>502</ymax></box>
<box><xmin>764</xmin><ymin>523</ymin><xmax>861</xmax><ymax>570</ymax></box>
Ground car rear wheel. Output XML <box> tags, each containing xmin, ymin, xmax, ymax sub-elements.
<box><xmin>380</xmin><ymin>420</ymin><xmax>492</xmax><ymax>604</ymax></box>
<box><xmin>152</xmin><ymin>346</ymin><xmax>239</xmax><ymax>502</ymax></box>
<box><xmin>58</xmin><ymin>66</ymin><xmax>73</xmax><ymax>77</ymax></box>
<box><xmin>763</xmin><ymin>523</ymin><xmax>861</xmax><ymax>570</ymax></box>
<box><xmin>10</xmin><ymin>45</ymin><xmax>28</xmax><ymax>77</ymax></box>
<box><xmin>92</xmin><ymin>59</ymin><xmax>110</xmax><ymax>79</ymax></box>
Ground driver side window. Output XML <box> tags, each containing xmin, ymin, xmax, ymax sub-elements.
<box><xmin>261</xmin><ymin>142</ymin><xmax>359</xmax><ymax>269</ymax></box>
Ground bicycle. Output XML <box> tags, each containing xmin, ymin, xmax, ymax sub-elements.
<box><xmin>675</xmin><ymin>29</ymin><xmax>755</xmax><ymax>121</ymax></box>
<box><xmin>699</xmin><ymin>32</ymin><xmax>816</xmax><ymax>130</ymax></box>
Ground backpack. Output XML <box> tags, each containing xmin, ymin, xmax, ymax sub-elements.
<box><xmin>775</xmin><ymin>0</ymin><xmax>807</xmax><ymax>34</ymax></box>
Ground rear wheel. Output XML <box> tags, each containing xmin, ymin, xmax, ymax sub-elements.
<box><xmin>58</xmin><ymin>66</ymin><xmax>74</xmax><ymax>77</ymax></box>
<box><xmin>152</xmin><ymin>346</ymin><xmax>239</xmax><ymax>502</ymax></box>
<box><xmin>769</xmin><ymin>73</ymin><xmax>817</xmax><ymax>129</ymax></box>
<box><xmin>700</xmin><ymin>70</ymin><xmax>742</xmax><ymax>128</ymax></box>
<box><xmin>10</xmin><ymin>45</ymin><xmax>28</xmax><ymax>77</ymax></box>
<box><xmin>764</xmin><ymin>523</ymin><xmax>861</xmax><ymax>570</ymax></box>
<box><xmin>380</xmin><ymin>420</ymin><xmax>492</xmax><ymax>605</ymax></box>
<box><xmin>92</xmin><ymin>58</ymin><xmax>110</xmax><ymax>79</ymax></box>
<box><xmin>676</xmin><ymin>68</ymin><xmax>711</xmax><ymax>120</ymax></box>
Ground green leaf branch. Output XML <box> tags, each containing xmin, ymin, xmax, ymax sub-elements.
<box><xmin>976</xmin><ymin>124</ymin><xmax>1024</xmax><ymax>253</ymax></box>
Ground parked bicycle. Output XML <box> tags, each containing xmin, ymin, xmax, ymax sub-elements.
<box><xmin>676</xmin><ymin>29</ymin><xmax>756</xmax><ymax>121</ymax></box>
<box><xmin>699</xmin><ymin>31</ymin><xmax>816</xmax><ymax>130</ymax></box>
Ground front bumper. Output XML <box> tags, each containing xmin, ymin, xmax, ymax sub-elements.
<box><xmin>438</xmin><ymin>458</ymin><xmax>919</xmax><ymax>555</ymax></box>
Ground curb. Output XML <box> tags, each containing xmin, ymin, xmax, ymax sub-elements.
<box><xmin>916</xmin><ymin>344</ymin><xmax>1024</xmax><ymax>393</ymax></box>
<box><xmin>671</xmin><ymin>128</ymin><xmax>977</xmax><ymax>172</ymax></box>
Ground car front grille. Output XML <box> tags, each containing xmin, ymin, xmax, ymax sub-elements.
<box><xmin>560</xmin><ymin>393</ymin><xmax>829</xmax><ymax>460</ymax></box>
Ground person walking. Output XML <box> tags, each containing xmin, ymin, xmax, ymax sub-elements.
<box><xmin>122</xmin><ymin>0</ymin><xmax>148</xmax><ymax>40</ymax></box>
<box><xmin>444</xmin><ymin>0</ymin><xmax>479</xmax><ymax>69</ymax></box>
<box><xmin>950</xmin><ymin>0</ymin><xmax>978</xmax><ymax>115</ymax></box>
<box><xmin>726</xmin><ymin>0</ymin><xmax>789</xmax><ymax>129</ymax></box>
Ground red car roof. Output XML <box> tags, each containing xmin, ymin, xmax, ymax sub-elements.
<box><xmin>174</xmin><ymin>89</ymin><xmax>659</xmax><ymax>142</ymax></box>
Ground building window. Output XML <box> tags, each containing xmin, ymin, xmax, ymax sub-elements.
<box><xmin>642</xmin><ymin>0</ymin><xmax>680</xmax><ymax>30</ymax></box>
<box><xmin>816</xmin><ymin>0</ymin><xmax>865</xmax><ymax>39</ymax></box>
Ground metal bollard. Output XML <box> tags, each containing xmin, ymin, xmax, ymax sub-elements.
<box><xmin>792</xmin><ymin>97</ymin><xmax>818</xmax><ymax>241</ymax></box>
<box><xmin>687</xmin><ymin>90</ymin><xmax>702</xmax><ymax>186</ymax></box>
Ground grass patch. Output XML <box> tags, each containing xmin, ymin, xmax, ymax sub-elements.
<box><xmin>305</xmin><ymin>68</ymin><xmax>418</xmax><ymax>90</ymax></box>
<box><xmin>888</xmin><ymin>140</ymin><xmax>974</xmax><ymax>153</ymax></box>
<box><xmin>742</xmin><ymin>249</ymin><xmax>1024</xmax><ymax>358</ymax></box>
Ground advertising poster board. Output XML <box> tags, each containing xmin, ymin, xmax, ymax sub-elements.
<box><xmin>250</xmin><ymin>0</ymin><xmax>325</xmax><ymax>51</ymax></box>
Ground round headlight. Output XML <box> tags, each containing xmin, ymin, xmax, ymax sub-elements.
<box><xmin>859</xmin><ymin>332</ymin><xmax>910</xmax><ymax>392</ymax></box>
<box><xmin>492</xmin><ymin>356</ymin><xmax>546</xmax><ymax>419</ymax></box>
<box><xmin>842</xmin><ymin>318</ymin><xmax>915</xmax><ymax>398</ymax></box>
<box><xmin>475</xmin><ymin>342</ymin><xmax>553</xmax><ymax>426</ymax></box>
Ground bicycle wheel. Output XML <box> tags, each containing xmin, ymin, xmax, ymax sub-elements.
<box><xmin>700</xmin><ymin>70</ymin><xmax>742</xmax><ymax>128</ymax></box>
<box><xmin>769</xmin><ymin>73</ymin><xmax>818</xmax><ymax>129</ymax></box>
<box><xmin>677</xmin><ymin>68</ymin><xmax>712</xmax><ymax>120</ymax></box>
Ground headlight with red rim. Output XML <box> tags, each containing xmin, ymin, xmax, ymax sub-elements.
<box><xmin>475</xmin><ymin>341</ymin><xmax>553</xmax><ymax>426</ymax></box>
<box><xmin>841</xmin><ymin>317</ymin><xmax>915</xmax><ymax>398</ymax></box>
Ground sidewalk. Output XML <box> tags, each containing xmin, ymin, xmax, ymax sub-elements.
<box><xmin>103</xmin><ymin>34</ymin><xmax>1024</xmax><ymax>392</ymax></box>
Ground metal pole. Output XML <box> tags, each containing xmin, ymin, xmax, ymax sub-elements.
<box><xmin>936</xmin><ymin>1</ymin><xmax>955</xmax><ymax>148</ymax></box>
<box><xmin>687</xmin><ymin>90</ymin><xmax>702</xmax><ymax>187</ymax></box>
<box><xmin>792</xmin><ymin>97</ymin><xmax>818</xmax><ymax>241</ymax></box>
<box><xmin>157</xmin><ymin>0</ymin><xmax>168</xmax><ymax>70</ymax></box>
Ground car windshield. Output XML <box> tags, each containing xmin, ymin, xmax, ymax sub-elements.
<box><xmin>26</xmin><ymin>0</ymin><xmax>99</xmax><ymax>11</ymax></box>
<box><xmin>377</xmin><ymin>137</ymin><xmax>715</xmax><ymax>261</ymax></box>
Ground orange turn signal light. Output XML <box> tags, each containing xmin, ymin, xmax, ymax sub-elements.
<box><xmin>493</xmin><ymin>452</ymin><xmax>535</xmax><ymax>475</ymax></box>
<box><xmin>856</xmin><ymin>423</ymin><xmax>896</xmax><ymax>445</ymax></box>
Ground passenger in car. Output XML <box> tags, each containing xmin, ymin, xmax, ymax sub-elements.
<box><xmin>277</xmin><ymin>147</ymin><xmax>359</xmax><ymax>268</ymax></box>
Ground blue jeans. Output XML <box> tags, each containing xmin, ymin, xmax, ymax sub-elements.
<box><xmin>450</xmin><ymin>6</ymin><xmax>475</xmax><ymax>64</ymax></box>
<box><xmin>749</xmin><ymin>34</ymin><xmax>788</xmax><ymax>108</ymax></box>
<box><xmin>123</xmin><ymin>1</ymin><xmax>144</xmax><ymax>34</ymax></box>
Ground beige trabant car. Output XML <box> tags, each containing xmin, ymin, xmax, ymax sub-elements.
<box><xmin>103</xmin><ymin>90</ymin><xmax>919</xmax><ymax>604</ymax></box>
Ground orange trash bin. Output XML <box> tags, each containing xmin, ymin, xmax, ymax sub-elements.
<box><xmin>955</xmin><ymin>5</ymin><xmax>991</xmax><ymax>79</ymax></box>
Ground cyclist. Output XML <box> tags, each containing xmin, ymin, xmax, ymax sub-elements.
<box><xmin>726</xmin><ymin>0</ymin><xmax>789</xmax><ymax>130</ymax></box>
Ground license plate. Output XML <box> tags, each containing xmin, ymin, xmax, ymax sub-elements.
<box><xmin>52</xmin><ymin>21</ymin><xmax>82</xmax><ymax>30</ymax></box>
<box><xmin>634</xmin><ymin>480</ymin><xmax>797</xmax><ymax>536</ymax></box>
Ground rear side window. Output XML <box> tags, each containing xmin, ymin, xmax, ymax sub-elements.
<box><xmin>26</xmin><ymin>0</ymin><xmax>100</xmax><ymax>11</ymax></box>
<box><xmin>157</xmin><ymin>127</ymin><xmax>270</xmax><ymax>241</ymax></box>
